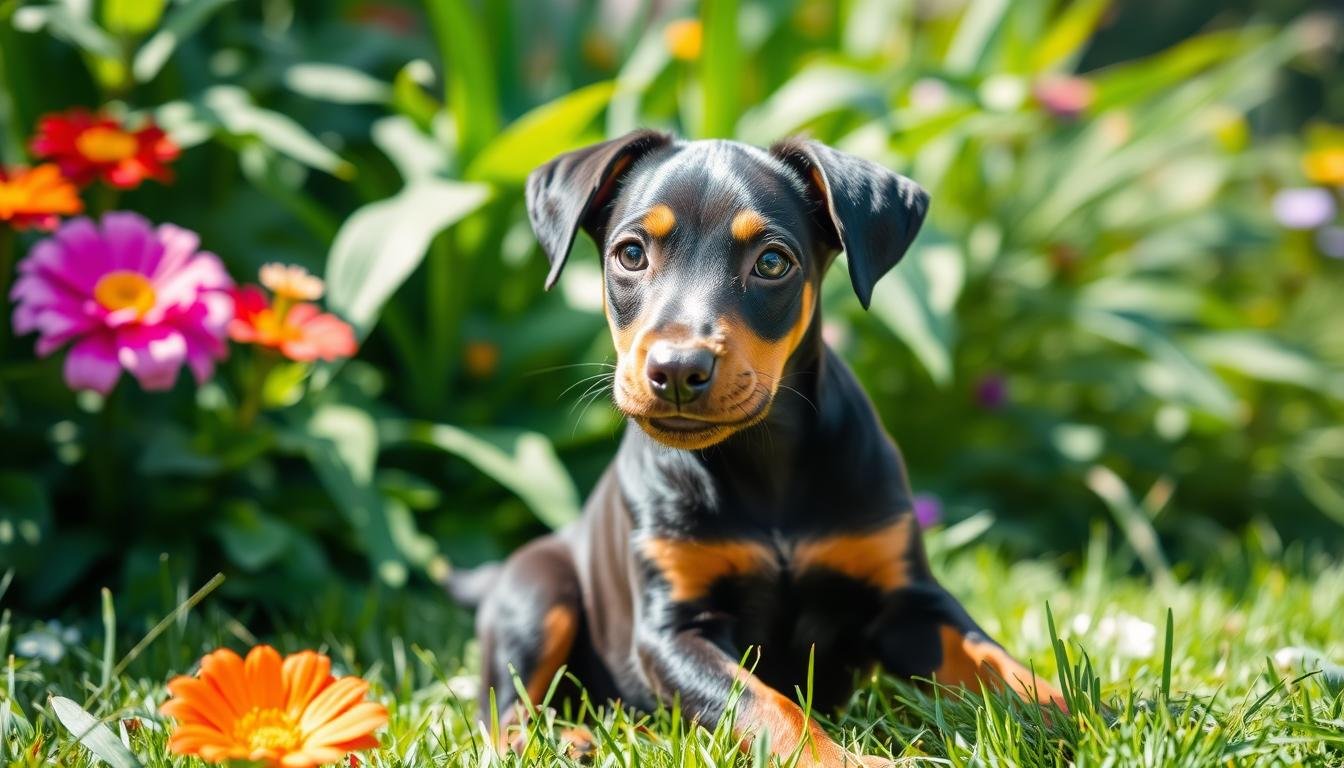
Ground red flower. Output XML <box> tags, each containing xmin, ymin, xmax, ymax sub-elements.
<box><xmin>31</xmin><ymin>110</ymin><xmax>179</xmax><ymax>189</ymax></box>
<box><xmin>0</xmin><ymin>165</ymin><xmax>83</xmax><ymax>230</ymax></box>
<box><xmin>229</xmin><ymin>285</ymin><xmax>357</xmax><ymax>363</ymax></box>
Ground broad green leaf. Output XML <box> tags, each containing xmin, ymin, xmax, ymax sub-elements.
<box><xmin>132</xmin><ymin>0</ymin><xmax>233</xmax><ymax>83</ymax></box>
<box><xmin>700</xmin><ymin>0</ymin><xmax>740</xmax><ymax>138</ymax></box>
<box><xmin>325</xmin><ymin>179</ymin><xmax>490</xmax><ymax>338</ymax></box>
<box><xmin>102</xmin><ymin>0</ymin><xmax>166</xmax><ymax>35</ymax></box>
<box><xmin>1076</xmin><ymin>309</ymin><xmax>1237</xmax><ymax>421</ymax></box>
<box><xmin>203</xmin><ymin>86</ymin><xmax>352</xmax><ymax>177</ymax></box>
<box><xmin>215</xmin><ymin>502</ymin><xmax>293</xmax><ymax>572</ymax></box>
<box><xmin>864</xmin><ymin>238</ymin><xmax>964</xmax><ymax>386</ymax></box>
<box><xmin>424</xmin><ymin>0</ymin><xmax>499</xmax><ymax>163</ymax></box>
<box><xmin>1189</xmin><ymin>333</ymin><xmax>1340</xmax><ymax>395</ymax></box>
<box><xmin>285</xmin><ymin>63</ymin><xmax>391</xmax><ymax>105</ymax></box>
<box><xmin>280</xmin><ymin>405</ymin><xmax>407</xmax><ymax>586</ymax></box>
<box><xmin>1089</xmin><ymin>28</ymin><xmax>1263</xmax><ymax>112</ymax></box>
<box><xmin>1288</xmin><ymin>428</ymin><xmax>1344</xmax><ymax>527</ymax></box>
<box><xmin>49</xmin><ymin>696</ymin><xmax>143</xmax><ymax>768</ymax></box>
<box><xmin>391</xmin><ymin>60</ymin><xmax>441</xmax><ymax>131</ymax></box>
<box><xmin>383</xmin><ymin>420</ymin><xmax>581</xmax><ymax>530</ymax></box>
<box><xmin>466</xmin><ymin>81</ymin><xmax>615</xmax><ymax>184</ymax></box>
<box><xmin>371</xmin><ymin>115</ymin><xmax>449</xmax><ymax>182</ymax></box>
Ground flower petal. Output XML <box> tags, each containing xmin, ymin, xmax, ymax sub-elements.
<box><xmin>299</xmin><ymin>677</ymin><xmax>369</xmax><ymax>733</ymax></box>
<box><xmin>244</xmin><ymin>645</ymin><xmax>286</xmax><ymax>711</ymax></box>
<box><xmin>63</xmin><ymin>332</ymin><xmax>120</xmax><ymax>394</ymax></box>
<box><xmin>302</xmin><ymin>702</ymin><xmax>387</xmax><ymax>748</ymax></box>
<box><xmin>199</xmin><ymin>648</ymin><xmax>252</xmax><ymax>717</ymax></box>
<box><xmin>282</xmin><ymin>651</ymin><xmax>333</xmax><ymax>716</ymax></box>
<box><xmin>116</xmin><ymin>325</ymin><xmax>186</xmax><ymax>391</ymax></box>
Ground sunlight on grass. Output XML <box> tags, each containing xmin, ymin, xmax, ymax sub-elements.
<box><xmin>4</xmin><ymin>541</ymin><xmax>1342</xmax><ymax>767</ymax></box>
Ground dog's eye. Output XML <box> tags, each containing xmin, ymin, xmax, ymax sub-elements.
<box><xmin>752</xmin><ymin>250</ymin><xmax>791</xmax><ymax>279</ymax></box>
<box><xmin>616</xmin><ymin>243</ymin><xmax>647</xmax><ymax>271</ymax></box>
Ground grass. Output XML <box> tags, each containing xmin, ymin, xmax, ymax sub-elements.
<box><xmin>3</xmin><ymin>532</ymin><xmax>1344</xmax><ymax>768</ymax></box>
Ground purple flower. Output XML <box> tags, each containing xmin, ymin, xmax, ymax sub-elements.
<box><xmin>1317</xmin><ymin>226</ymin><xmax>1344</xmax><ymax>259</ymax></box>
<box><xmin>1272</xmin><ymin>188</ymin><xmax>1336</xmax><ymax>230</ymax></box>
<box><xmin>10</xmin><ymin>212</ymin><xmax>233</xmax><ymax>394</ymax></box>
<box><xmin>974</xmin><ymin>373</ymin><xmax>1008</xmax><ymax>410</ymax></box>
<box><xmin>912</xmin><ymin>493</ymin><xmax>942</xmax><ymax>529</ymax></box>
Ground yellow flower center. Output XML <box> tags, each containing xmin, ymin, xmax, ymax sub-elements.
<box><xmin>233</xmin><ymin>707</ymin><xmax>303</xmax><ymax>753</ymax></box>
<box><xmin>76</xmin><ymin>126</ymin><xmax>138</xmax><ymax>163</ymax></box>
<box><xmin>93</xmin><ymin>271</ymin><xmax>156</xmax><ymax>317</ymax></box>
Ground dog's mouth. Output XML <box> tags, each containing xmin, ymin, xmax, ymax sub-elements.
<box><xmin>628</xmin><ymin>396</ymin><xmax>772</xmax><ymax>449</ymax></box>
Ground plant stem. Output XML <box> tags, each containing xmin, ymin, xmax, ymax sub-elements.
<box><xmin>237</xmin><ymin>349</ymin><xmax>278</xmax><ymax>429</ymax></box>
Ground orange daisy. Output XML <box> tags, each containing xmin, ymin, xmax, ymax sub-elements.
<box><xmin>0</xmin><ymin>164</ymin><xmax>83</xmax><ymax>230</ymax></box>
<box><xmin>160</xmin><ymin>646</ymin><xmax>388</xmax><ymax>768</ymax></box>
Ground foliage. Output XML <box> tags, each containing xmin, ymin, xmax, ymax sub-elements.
<box><xmin>0</xmin><ymin>0</ymin><xmax>1341</xmax><ymax>618</ymax></box>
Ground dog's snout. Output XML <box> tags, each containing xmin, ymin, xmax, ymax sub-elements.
<box><xmin>646</xmin><ymin>341</ymin><xmax>716</xmax><ymax>406</ymax></box>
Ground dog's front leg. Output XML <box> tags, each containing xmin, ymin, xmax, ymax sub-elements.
<box><xmin>875</xmin><ymin>580</ymin><xmax>1067</xmax><ymax>710</ymax></box>
<box><xmin>636</xmin><ymin>627</ymin><xmax>883</xmax><ymax>767</ymax></box>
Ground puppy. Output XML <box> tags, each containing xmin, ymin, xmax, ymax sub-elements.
<box><xmin>448</xmin><ymin>132</ymin><xmax>1064</xmax><ymax>766</ymax></box>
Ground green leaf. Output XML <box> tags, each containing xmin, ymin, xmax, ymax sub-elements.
<box><xmin>215</xmin><ymin>502</ymin><xmax>293</xmax><ymax>572</ymax></box>
<box><xmin>1029</xmin><ymin>0</ymin><xmax>1109</xmax><ymax>74</ymax></box>
<box><xmin>383</xmin><ymin>420</ymin><xmax>581</xmax><ymax>530</ymax></box>
<box><xmin>371</xmin><ymin>115</ymin><xmax>449</xmax><ymax>183</ymax></box>
<box><xmin>280</xmin><ymin>405</ymin><xmax>407</xmax><ymax>586</ymax></box>
<box><xmin>944</xmin><ymin>0</ymin><xmax>1011</xmax><ymax>75</ymax></box>
<box><xmin>390</xmin><ymin>60</ymin><xmax>441</xmax><ymax>131</ymax></box>
<box><xmin>424</xmin><ymin>0</ymin><xmax>499</xmax><ymax>163</ymax></box>
<box><xmin>203</xmin><ymin>85</ymin><xmax>353</xmax><ymax>177</ymax></box>
<box><xmin>466</xmin><ymin>81</ymin><xmax>615</xmax><ymax>184</ymax></box>
<box><xmin>285</xmin><ymin>63</ymin><xmax>391</xmax><ymax>105</ymax></box>
<box><xmin>102</xmin><ymin>0</ymin><xmax>167</xmax><ymax>36</ymax></box>
<box><xmin>736</xmin><ymin>64</ymin><xmax>886</xmax><ymax>145</ymax></box>
<box><xmin>132</xmin><ymin>0</ymin><xmax>233</xmax><ymax>83</ymax></box>
<box><xmin>700</xmin><ymin>0</ymin><xmax>740</xmax><ymax>138</ymax></box>
<box><xmin>863</xmin><ymin>238</ymin><xmax>964</xmax><ymax>386</ymax></box>
<box><xmin>325</xmin><ymin>179</ymin><xmax>490</xmax><ymax>338</ymax></box>
<box><xmin>49</xmin><ymin>696</ymin><xmax>143</xmax><ymax>768</ymax></box>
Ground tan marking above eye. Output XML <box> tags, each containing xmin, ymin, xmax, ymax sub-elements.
<box><xmin>642</xmin><ymin>204</ymin><xmax>676</xmax><ymax>238</ymax></box>
<box><xmin>641</xmin><ymin>537</ymin><xmax>776</xmax><ymax>602</ymax></box>
<box><xmin>793</xmin><ymin>515</ymin><xmax>913</xmax><ymax>592</ymax></box>
<box><xmin>730</xmin><ymin>209</ymin><xmax>766</xmax><ymax>241</ymax></box>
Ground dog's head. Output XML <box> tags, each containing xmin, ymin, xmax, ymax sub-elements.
<box><xmin>526</xmin><ymin>132</ymin><xmax>928</xmax><ymax>450</ymax></box>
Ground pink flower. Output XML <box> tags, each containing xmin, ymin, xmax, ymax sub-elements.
<box><xmin>1034</xmin><ymin>76</ymin><xmax>1094</xmax><ymax>120</ymax></box>
<box><xmin>9</xmin><ymin>212</ymin><xmax>233</xmax><ymax>394</ymax></box>
<box><xmin>912</xmin><ymin>493</ymin><xmax>943</xmax><ymax>529</ymax></box>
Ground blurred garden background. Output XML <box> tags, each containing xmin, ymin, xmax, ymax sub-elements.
<box><xmin>2</xmin><ymin>0</ymin><xmax>1344</xmax><ymax>764</ymax></box>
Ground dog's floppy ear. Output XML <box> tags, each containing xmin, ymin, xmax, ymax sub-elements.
<box><xmin>770</xmin><ymin>138</ymin><xmax>930</xmax><ymax>309</ymax></box>
<box><xmin>526</xmin><ymin>130</ymin><xmax>673</xmax><ymax>289</ymax></box>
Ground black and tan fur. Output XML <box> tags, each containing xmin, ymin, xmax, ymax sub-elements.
<box><xmin>448</xmin><ymin>131</ymin><xmax>1064</xmax><ymax>767</ymax></box>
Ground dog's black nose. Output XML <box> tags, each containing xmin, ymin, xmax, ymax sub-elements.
<box><xmin>646</xmin><ymin>342</ymin><xmax>716</xmax><ymax>405</ymax></box>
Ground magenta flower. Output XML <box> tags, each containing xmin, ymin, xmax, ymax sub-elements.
<box><xmin>912</xmin><ymin>493</ymin><xmax>943</xmax><ymax>529</ymax></box>
<box><xmin>10</xmin><ymin>212</ymin><xmax>233</xmax><ymax>394</ymax></box>
<box><xmin>974</xmin><ymin>373</ymin><xmax>1009</xmax><ymax>410</ymax></box>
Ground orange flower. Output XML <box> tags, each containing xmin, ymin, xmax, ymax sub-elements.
<box><xmin>31</xmin><ymin>109</ymin><xmax>179</xmax><ymax>189</ymax></box>
<box><xmin>160</xmin><ymin>646</ymin><xmax>387</xmax><ymax>768</ymax></box>
<box><xmin>664</xmin><ymin>19</ymin><xmax>702</xmax><ymax>61</ymax></box>
<box><xmin>229</xmin><ymin>285</ymin><xmax>357</xmax><ymax>362</ymax></box>
<box><xmin>0</xmin><ymin>165</ymin><xmax>83</xmax><ymax>230</ymax></box>
<box><xmin>1304</xmin><ymin>148</ymin><xmax>1344</xmax><ymax>186</ymax></box>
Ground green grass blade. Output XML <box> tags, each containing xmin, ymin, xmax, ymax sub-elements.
<box><xmin>699</xmin><ymin>0</ymin><xmax>740</xmax><ymax>138</ymax></box>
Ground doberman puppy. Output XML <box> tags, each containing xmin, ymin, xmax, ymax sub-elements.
<box><xmin>447</xmin><ymin>131</ymin><xmax>1065</xmax><ymax>765</ymax></box>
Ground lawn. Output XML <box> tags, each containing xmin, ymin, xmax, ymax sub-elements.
<box><xmin>8</xmin><ymin>535</ymin><xmax>1344</xmax><ymax>767</ymax></box>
